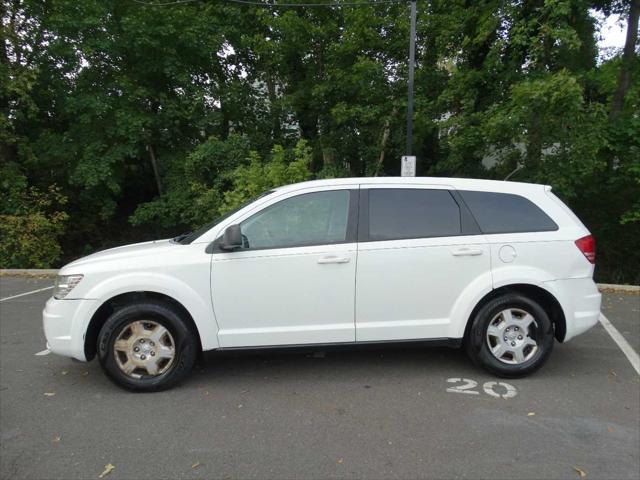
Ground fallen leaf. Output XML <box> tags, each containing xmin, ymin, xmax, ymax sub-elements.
<box><xmin>52</xmin><ymin>436</ymin><xmax>61</xmax><ymax>443</ymax></box>
<box><xmin>337</xmin><ymin>458</ymin><xmax>344</xmax><ymax>464</ymax></box>
<box><xmin>527</xmin><ymin>412</ymin><xmax>536</xmax><ymax>416</ymax></box>
<box><xmin>191</xmin><ymin>462</ymin><xmax>200</xmax><ymax>469</ymax></box>
<box><xmin>61</xmin><ymin>370</ymin><xmax>68</xmax><ymax>376</ymax></box>
<box><xmin>607</xmin><ymin>426</ymin><xmax>614</xmax><ymax>433</ymax></box>
<box><xmin>609</xmin><ymin>370</ymin><xmax>617</xmax><ymax>377</ymax></box>
<box><xmin>573</xmin><ymin>466</ymin><xmax>587</xmax><ymax>478</ymax></box>
<box><xmin>99</xmin><ymin>463</ymin><xmax>115</xmax><ymax>478</ymax></box>
<box><xmin>44</xmin><ymin>392</ymin><xmax>55</xmax><ymax>397</ymax></box>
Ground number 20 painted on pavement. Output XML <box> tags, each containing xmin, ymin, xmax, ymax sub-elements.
<box><xmin>446</xmin><ymin>378</ymin><xmax>517</xmax><ymax>399</ymax></box>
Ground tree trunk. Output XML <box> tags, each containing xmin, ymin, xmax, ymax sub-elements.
<box><xmin>147</xmin><ymin>145</ymin><xmax>163</xmax><ymax>196</ymax></box>
<box><xmin>374</xmin><ymin>108</ymin><xmax>397</xmax><ymax>176</ymax></box>
<box><xmin>0</xmin><ymin>1</ymin><xmax>17</xmax><ymax>165</ymax></box>
<box><xmin>266</xmin><ymin>76</ymin><xmax>281</xmax><ymax>141</ymax></box>
<box><xmin>610</xmin><ymin>0</ymin><xmax>639</xmax><ymax>121</ymax></box>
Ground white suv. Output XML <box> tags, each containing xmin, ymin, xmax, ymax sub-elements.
<box><xmin>43</xmin><ymin>177</ymin><xmax>601</xmax><ymax>391</ymax></box>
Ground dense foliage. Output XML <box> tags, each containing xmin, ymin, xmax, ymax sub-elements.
<box><xmin>1</xmin><ymin>0</ymin><xmax>639</xmax><ymax>283</ymax></box>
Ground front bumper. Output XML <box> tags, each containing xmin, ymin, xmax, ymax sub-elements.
<box><xmin>43</xmin><ymin>297</ymin><xmax>98</xmax><ymax>361</ymax></box>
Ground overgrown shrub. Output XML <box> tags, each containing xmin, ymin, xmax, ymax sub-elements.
<box><xmin>0</xmin><ymin>167</ymin><xmax>68</xmax><ymax>268</ymax></box>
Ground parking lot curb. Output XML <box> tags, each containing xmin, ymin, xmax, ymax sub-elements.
<box><xmin>0</xmin><ymin>269</ymin><xmax>59</xmax><ymax>278</ymax></box>
<box><xmin>598</xmin><ymin>283</ymin><xmax>640</xmax><ymax>294</ymax></box>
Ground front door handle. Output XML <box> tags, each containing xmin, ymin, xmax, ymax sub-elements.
<box><xmin>451</xmin><ymin>247</ymin><xmax>483</xmax><ymax>256</ymax></box>
<box><xmin>317</xmin><ymin>256</ymin><xmax>351</xmax><ymax>264</ymax></box>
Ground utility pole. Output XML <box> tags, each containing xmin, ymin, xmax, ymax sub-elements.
<box><xmin>402</xmin><ymin>0</ymin><xmax>417</xmax><ymax>176</ymax></box>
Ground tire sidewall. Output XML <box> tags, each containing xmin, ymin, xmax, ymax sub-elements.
<box><xmin>468</xmin><ymin>294</ymin><xmax>554</xmax><ymax>378</ymax></box>
<box><xmin>97</xmin><ymin>302</ymin><xmax>196</xmax><ymax>392</ymax></box>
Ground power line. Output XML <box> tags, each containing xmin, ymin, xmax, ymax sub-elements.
<box><xmin>133</xmin><ymin>0</ymin><xmax>407</xmax><ymax>7</ymax></box>
<box><xmin>132</xmin><ymin>0</ymin><xmax>199</xmax><ymax>5</ymax></box>
<box><xmin>226</xmin><ymin>0</ymin><xmax>406</xmax><ymax>5</ymax></box>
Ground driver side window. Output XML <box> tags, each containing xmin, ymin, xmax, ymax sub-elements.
<box><xmin>240</xmin><ymin>190</ymin><xmax>350</xmax><ymax>250</ymax></box>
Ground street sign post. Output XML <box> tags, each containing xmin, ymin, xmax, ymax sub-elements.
<box><xmin>401</xmin><ymin>156</ymin><xmax>416</xmax><ymax>177</ymax></box>
<box><xmin>406</xmin><ymin>0</ymin><xmax>416</xmax><ymax>156</ymax></box>
<box><xmin>402</xmin><ymin>1</ymin><xmax>417</xmax><ymax>178</ymax></box>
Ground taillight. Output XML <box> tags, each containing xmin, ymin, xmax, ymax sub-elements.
<box><xmin>575</xmin><ymin>235</ymin><xmax>596</xmax><ymax>264</ymax></box>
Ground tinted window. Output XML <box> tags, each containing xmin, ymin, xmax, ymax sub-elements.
<box><xmin>459</xmin><ymin>190</ymin><xmax>558</xmax><ymax>234</ymax></box>
<box><xmin>368</xmin><ymin>189</ymin><xmax>461</xmax><ymax>241</ymax></box>
<box><xmin>241</xmin><ymin>190</ymin><xmax>350</xmax><ymax>249</ymax></box>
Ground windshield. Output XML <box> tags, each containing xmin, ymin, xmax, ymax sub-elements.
<box><xmin>177</xmin><ymin>191</ymin><xmax>275</xmax><ymax>245</ymax></box>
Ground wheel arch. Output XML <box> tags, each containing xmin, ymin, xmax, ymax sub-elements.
<box><xmin>84</xmin><ymin>291</ymin><xmax>203</xmax><ymax>361</ymax></box>
<box><xmin>463</xmin><ymin>284</ymin><xmax>567</xmax><ymax>344</ymax></box>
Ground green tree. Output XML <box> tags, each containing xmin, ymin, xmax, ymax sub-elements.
<box><xmin>1</xmin><ymin>0</ymin><xmax>638</xmax><ymax>282</ymax></box>
<box><xmin>0</xmin><ymin>165</ymin><xmax>68</xmax><ymax>268</ymax></box>
<box><xmin>222</xmin><ymin>139</ymin><xmax>313</xmax><ymax>212</ymax></box>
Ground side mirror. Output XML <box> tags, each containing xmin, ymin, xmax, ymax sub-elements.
<box><xmin>221</xmin><ymin>224</ymin><xmax>243</xmax><ymax>251</ymax></box>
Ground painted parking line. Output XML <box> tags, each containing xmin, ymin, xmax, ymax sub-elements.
<box><xmin>600</xmin><ymin>313</ymin><xmax>640</xmax><ymax>375</ymax></box>
<box><xmin>0</xmin><ymin>286</ymin><xmax>53</xmax><ymax>303</ymax></box>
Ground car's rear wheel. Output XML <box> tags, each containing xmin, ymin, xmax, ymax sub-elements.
<box><xmin>97</xmin><ymin>302</ymin><xmax>197</xmax><ymax>391</ymax></box>
<box><xmin>465</xmin><ymin>293</ymin><xmax>554</xmax><ymax>378</ymax></box>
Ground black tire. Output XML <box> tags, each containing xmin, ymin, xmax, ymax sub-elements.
<box><xmin>465</xmin><ymin>293</ymin><xmax>554</xmax><ymax>378</ymax></box>
<box><xmin>97</xmin><ymin>301</ymin><xmax>197</xmax><ymax>392</ymax></box>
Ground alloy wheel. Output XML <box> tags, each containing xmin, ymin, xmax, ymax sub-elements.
<box><xmin>113</xmin><ymin>320</ymin><xmax>176</xmax><ymax>378</ymax></box>
<box><xmin>485</xmin><ymin>308</ymin><xmax>539</xmax><ymax>364</ymax></box>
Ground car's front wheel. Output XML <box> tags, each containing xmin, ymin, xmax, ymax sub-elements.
<box><xmin>97</xmin><ymin>301</ymin><xmax>197</xmax><ymax>391</ymax></box>
<box><xmin>465</xmin><ymin>293</ymin><xmax>555</xmax><ymax>378</ymax></box>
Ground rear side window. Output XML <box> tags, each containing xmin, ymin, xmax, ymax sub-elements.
<box><xmin>459</xmin><ymin>190</ymin><xmax>558</xmax><ymax>234</ymax></box>
<box><xmin>367</xmin><ymin>189</ymin><xmax>461</xmax><ymax>241</ymax></box>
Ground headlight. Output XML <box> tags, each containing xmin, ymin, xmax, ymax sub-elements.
<box><xmin>53</xmin><ymin>274</ymin><xmax>84</xmax><ymax>299</ymax></box>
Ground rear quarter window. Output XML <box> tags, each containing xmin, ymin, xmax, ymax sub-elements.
<box><xmin>459</xmin><ymin>190</ymin><xmax>558</xmax><ymax>234</ymax></box>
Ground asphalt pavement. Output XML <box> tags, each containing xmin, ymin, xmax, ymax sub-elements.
<box><xmin>1</xmin><ymin>276</ymin><xmax>638</xmax><ymax>480</ymax></box>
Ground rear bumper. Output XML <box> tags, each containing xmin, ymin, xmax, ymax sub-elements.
<box><xmin>43</xmin><ymin>297</ymin><xmax>98</xmax><ymax>361</ymax></box>
<box><xmin>544</xmin><ymin>278</ymin><xmax>601</xmax><ymax>342</ymax></box>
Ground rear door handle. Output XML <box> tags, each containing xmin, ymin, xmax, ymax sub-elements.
<box><xmin>451</xmin><ymin>247</ymin><xmax>483</xmax><ymax>257</ymax></box>
<box><xmin>317</xmin><ymin>256</ymin><xmax>351</xmax><ymax>264</ymax></box>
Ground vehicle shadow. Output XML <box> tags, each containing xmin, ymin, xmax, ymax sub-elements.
<box><xmin>69</xmin><ymin>339</ymin><xmax>594</xmax><ymax>392</ymax></box>
<box><xmin>189</xmin><ymin>340</ymin><xmax>598</xmax><ymax>386</ymax></box>
<box><xmin>194</xmin><ymin>344</ymin><xmax>475</xmax><ymax>384</ymax></box>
